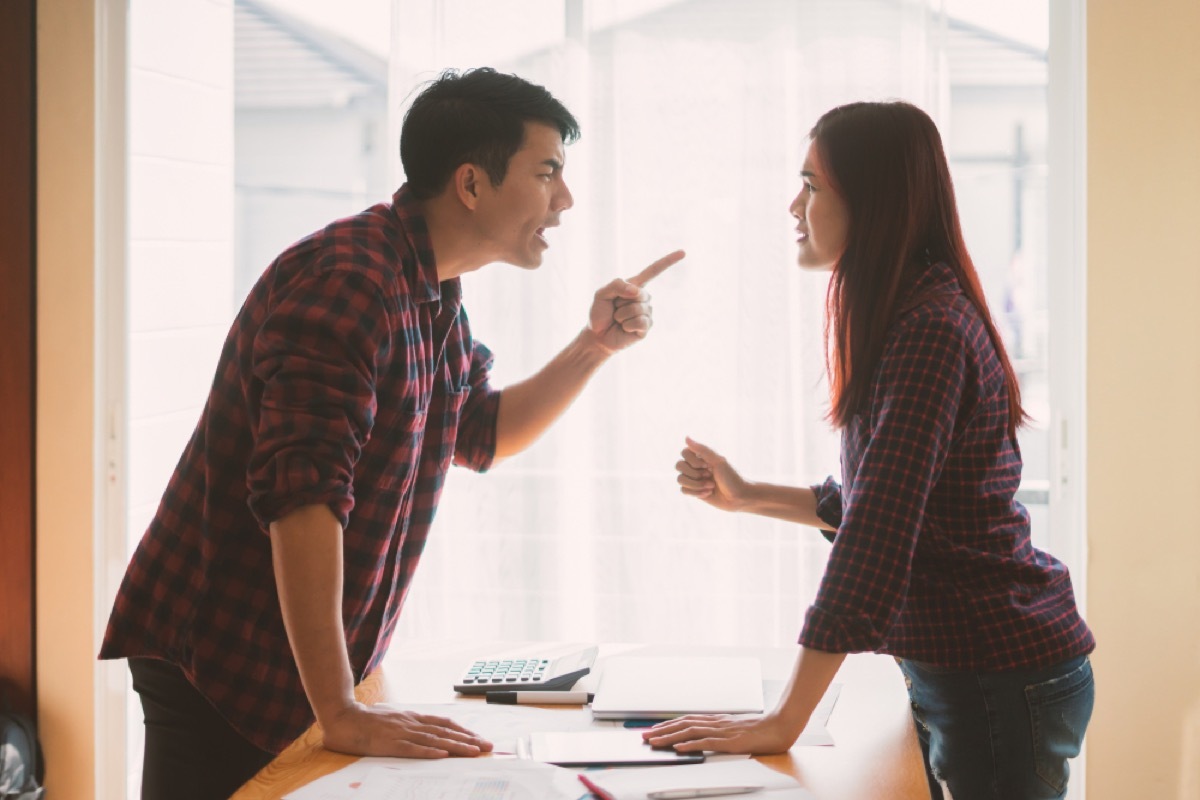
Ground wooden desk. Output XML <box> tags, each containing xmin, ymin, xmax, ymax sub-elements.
<box><xmin>232</xmin><ymin>642</ymin><xmax>930</xmax><ymax>800</ymax></box>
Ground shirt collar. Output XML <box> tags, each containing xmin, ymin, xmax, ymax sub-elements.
<box><xmin>898</xmin><ymin>260</ymin><xmax>962</xmax><ymax>313</ymax></box>
<box><xmin>391</xmin><ymin>183</ymin><xmax>458</xmax><ymax>307</ymax></box>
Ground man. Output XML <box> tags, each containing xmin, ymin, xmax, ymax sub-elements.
<box><xmin>100</xmin><ymin>67</ymin><xmax>683</xmax><ymax>799</ymax></box>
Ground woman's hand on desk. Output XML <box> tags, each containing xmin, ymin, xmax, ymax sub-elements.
<box><xmin>320</xmin><ymin>702</ymin><xmax>494</xmax><ymax>759</ymax></box>
<box><xmin>641</xmin><ymin>712</ymin><xmax>801</xmax><ymax>755</ymax></box>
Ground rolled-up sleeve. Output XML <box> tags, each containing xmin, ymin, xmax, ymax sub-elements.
<box><xmin>812</xmin><ymin>476</ymin><xmax>843</xmax><ymax>543</ymax></box>
<box><xmin>452</xmin><ymin>339</ymin><xmax>501</xmax><ymax>472</ymax></box>
<box><xmin>799</xmin><ymin>312</ymin><xmax>966</xmax><ymax>653</ymax></box>
<box><xmin>246</xmin><ymin>268</ymin><xmax>392</xmax><ymax>530</ymax></box>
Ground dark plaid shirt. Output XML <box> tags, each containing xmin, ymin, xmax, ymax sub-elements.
<box><xmin>100</xmin><ymin>185</ymin><xmax>500</xmax><ymax>752</ymax></box>
<box><xmin>801</xmin><ymin>262</ymin><xmax>1094</xmax><ymax>670</ymax></box>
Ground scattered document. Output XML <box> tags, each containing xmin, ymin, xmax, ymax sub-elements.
<box><xmin>283</xmin><ymin>757</ymin><xmax>401</xmax><ymax>800</ymax></box>
<box><xmin>283</xmin><ymin>757</ymin><xmax>584</xmax><ymax>800</ymax></box>
<box><xmin>283</xmin><ymin>684</ymin><xmax>838</xmax><ymax>800</ymax></box>
<box><xmin>578</xmin><ymin>759</ymin><xmax>815</xmax><ymax>799</ymax></box>
<box><xmin>374</xmin><ymin>702</ymin><xmax>617</xmax><ymax>753</ymax></box>
<box><xmin>519</xmin><ymin>729</ymin><xmax>706</xmax><ymax>767</ymax></box>
<box><xmin>356</xmin><ymin>759</ymin><xmax>582</xmax><ymax>800</ymax></box>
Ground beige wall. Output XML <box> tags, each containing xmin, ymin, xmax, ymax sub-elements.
<box><xmin>36</xmin><ymin>1</ymin><xmax>98</xmax><ymax>799</ymax></box>
<box><xmin>1087</xmin><ymin>2</ymin><xmax>1200</xmax><ymax>799</ymax></box>
<box><xmin>33</xmin><ymin>1</ymin><xmax>1200</xmax><ymax>799</ymax></box>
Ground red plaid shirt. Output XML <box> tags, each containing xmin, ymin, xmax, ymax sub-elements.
<box><xmin>100</xmin><ymin>185</ymin><xmax>501</xmax><ymax>752</ymax></box>
<box><xmin>801</xmin><ymin>262</ymin><xmax>1094</xmax><ymax>670</ymax></box>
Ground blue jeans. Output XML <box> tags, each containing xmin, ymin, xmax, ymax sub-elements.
<box><xmin>897</xmin><ymin>655</ymin><xmax>1095</xmax><ymax>800</ymax></box>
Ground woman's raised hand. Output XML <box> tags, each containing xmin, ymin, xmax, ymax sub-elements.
<box><xmin>675</xmin><ymin>437</ymin><xmax>752</xmax><ymax>512</ymax></box>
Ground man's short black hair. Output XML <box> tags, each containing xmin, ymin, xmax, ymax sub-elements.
<box><xmin>400</xmin><ymin>68</ymin><xmax>581</xmax><ymax>200</ymax></box>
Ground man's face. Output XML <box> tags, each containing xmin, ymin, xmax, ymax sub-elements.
<box><xmin>473</xmin><ymin>122</ymin><xmax>574</xmax><ymax>269</ymax></box>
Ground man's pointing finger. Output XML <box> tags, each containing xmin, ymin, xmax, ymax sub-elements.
<box><xmin>628</xmin><ymin>249</ymin><xmax>685</xmax><ymax>287</ymax></box>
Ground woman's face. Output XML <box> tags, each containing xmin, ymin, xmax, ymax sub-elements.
<box><xmin>790</xmin><ymin>140</ymin><xmax>850</xmax><ymax>272</ymax></box>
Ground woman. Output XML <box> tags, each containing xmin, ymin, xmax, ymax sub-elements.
<box><xmin>646</xmin><ymin>102</ymin><xmax>1095</xmax><ymax>800</ymax></box>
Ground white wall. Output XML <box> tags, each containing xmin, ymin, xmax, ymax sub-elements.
<box><xmin>127</xmin><ymin>0</ymin><xmax>236</xmax><ymax>540</ymax></box>
<box><xmin>234</xmin><ymin>102</ymin><xmax>387</xmax><ymax>298</ymax></box>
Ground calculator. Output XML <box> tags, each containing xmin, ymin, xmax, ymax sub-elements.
<box><xmin>453</xmin><ymin>645</ymin><xmax>598</xmax><ymax>695</ymax></box>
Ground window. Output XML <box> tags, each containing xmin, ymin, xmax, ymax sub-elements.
<box><xmin>385</xmin><ymin>0</ymin><xmax>1063</xmax><ymax>647</ymax></box>
<box><xmin>110</xmin><ymin>0</ymin><xmax>1081</xmax><ymax>795</ymax></box>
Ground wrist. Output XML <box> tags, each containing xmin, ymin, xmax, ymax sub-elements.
<box><xmin>764</xmin><ymin>707</ymin><xmax>808</xmax><ymax>742</ymax></box>
<box><xmin>314</xmin><ymin>697</ymin><xmax>362</xmax><ymax>727</ymax></box>
<box><xmin>308</xmin><ymin>682</ymin><xmax>361</xmax><ymax>724</ymax></box>
<box><xmin>574</xmin><ymin>327</ymin><xmax>617</xmax><ymax>363</ymax></box>
<box><xmin>735</xmin><ymin>482</ymin><xmax>766</xmax><ymax>514</ymax></box>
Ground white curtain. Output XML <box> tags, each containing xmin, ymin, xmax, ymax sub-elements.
<box><xmin>389</xmin><ymin>0</ymin><xmax>1045</xmax><ymax>647</ymax></box>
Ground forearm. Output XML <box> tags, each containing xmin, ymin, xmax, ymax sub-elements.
<box><xmin>494</xmin><ymin>329</ymin><xmax>611</xmax><ymax>459</ymax></box>
<box><xmin>740</xmin><ymin>482</ymin><xmax>828</xmax><ymax>529</ymax></box>
<box><xmin>269</xmin><ymin>503</ymin><xmax>357</xmax><ymax>725</ymax></box>
<box><xmin>770</xmin><ymin>647</ymin><xmax>847</xmax><ymax>740</ymax></box>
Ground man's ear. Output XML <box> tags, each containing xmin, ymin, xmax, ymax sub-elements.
<box><xmin>454</xmin><ymin>163</ymin><xmax>487</xmax><ymax>210</ymax></box>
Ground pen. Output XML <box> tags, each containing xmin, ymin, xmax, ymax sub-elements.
<box><xmin>647</xmin><ymin>787</ymin><xmax>763</xmax><ymax>799</ymax></box>
<box><xmin>485</xmin><ymin>690</ymin><xmax>595</xmax><ymax>705</ymax></box>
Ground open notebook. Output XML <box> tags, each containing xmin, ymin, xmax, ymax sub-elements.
<box><xmin>590</xmin><ymin>656</ymin><xmax>764</xmax><ymax>720</ymax></box>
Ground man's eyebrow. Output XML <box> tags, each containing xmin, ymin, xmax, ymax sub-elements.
<box><xmin>541</xmin><ymin>158</ymin><xmax>564</xmax><ymax>170</ymax></box>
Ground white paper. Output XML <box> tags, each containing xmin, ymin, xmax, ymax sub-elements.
<box><xmin>284</xmin><ymin>758</ymin><xmax>587</xmax><ymax>800</ymax></box>
<box><xmin>282</xmin><ymin>685</ymin><xmax>835</xmax><ymax>800</ymax></box>
<box><xmin>282</xmin><ymin>757</ymin><xmax>394</xmax><ymax>800</ymax></box>
<box><xmin>581</xmin><ymin>759</ymin><xmax>815</xmax><ymax>799</ymax></box>
<box><xmin>355</xmin><ymin>759</ymin><xmax>582</xmax><ymax>800</ymax></box>
<box><xmin>374</xmin><ymin>702</ymin><xmax>619</xmax><ymax>753</ymax></box>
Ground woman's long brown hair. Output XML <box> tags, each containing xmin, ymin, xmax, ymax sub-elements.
<box><xmin>812</xmin><ymin>101</ymin><xmax>1027</xmax><ymax>437</ymax></box>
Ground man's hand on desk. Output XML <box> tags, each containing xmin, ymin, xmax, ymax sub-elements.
<box><xmin>320</xmin><ymin>702</ymin><xmax>494</xmax><ymax>759</ymax></box>
<box><xmin>641</xmin><ymin>712</ymin><xmax>801</xmax><ymax>755</ymax></box>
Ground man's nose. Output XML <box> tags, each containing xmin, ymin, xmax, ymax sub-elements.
<box><xmin>556</xmin><ymin>181</ymin><xmax>575</xmax><ymax>212</ymax></box>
